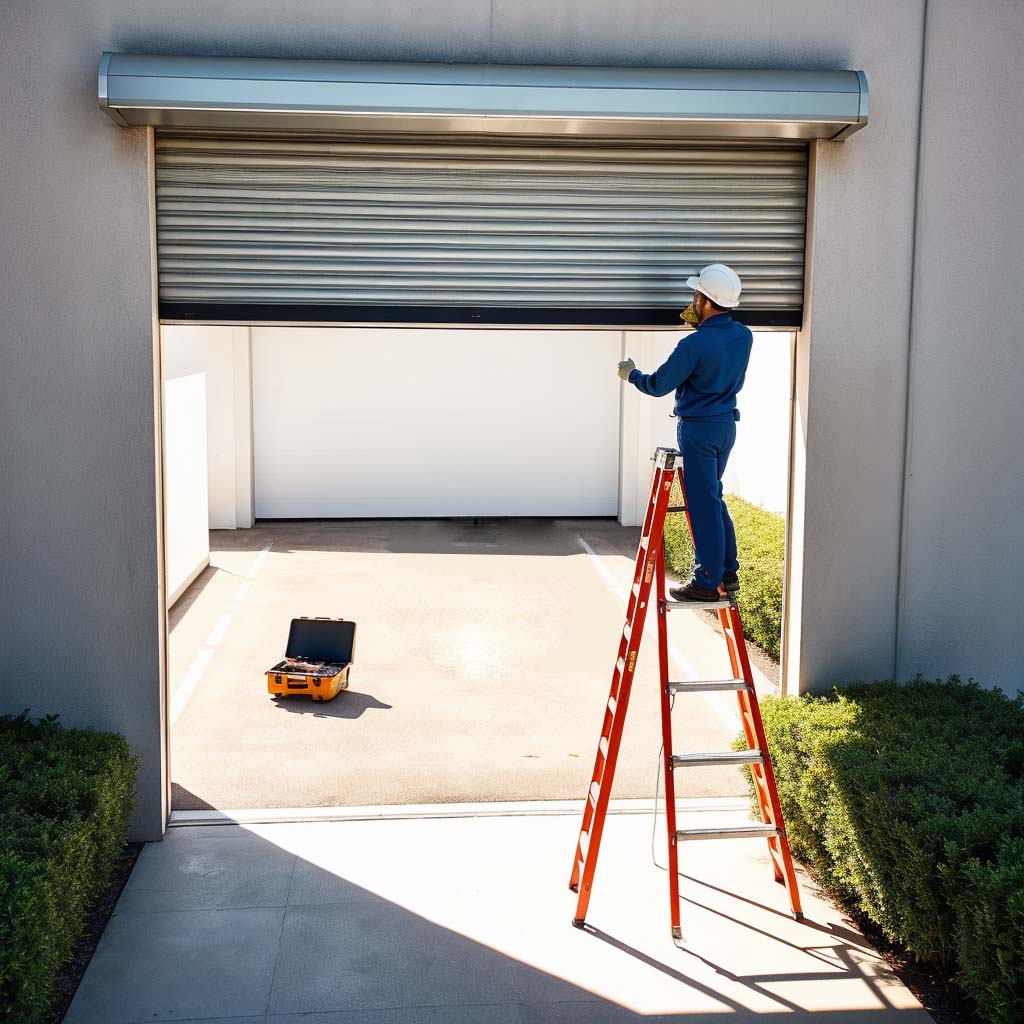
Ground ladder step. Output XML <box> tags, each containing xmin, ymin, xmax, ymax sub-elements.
<box><xmin>616</xmin><ymin>656</ymin><xmax>625</xmax><ymax>673</ymax></box>
<box><xmin>672</xmin><ymin>750</ymin><xmax>763</xmax><ymax>768</ymax></box>
<box><xmin>631</xmin><ymin>582</ymin><xmax>641</xmax><ymax>597</ymax></box>
<box><xmin>607</xmin><ymin>695</ymin><xmax>617</xmax><ymax>714</ymax></box>
<box><xmin>599</xmin><ymin>736</ymin><xmax>609</xmax><ymax>758</ymax></box>
<box><xmin>668</xmin><ymin>678</ymin><xmax>746</xmax><ymax>693</ymax></box>
<box><xmin>676</xmin><ymin>824</ymin><xmax>779</xmax><ymax>841</ymax></box>
<box><xmin>665</xmin><ymin>598</ymin><xmax>732</xmax><ymax>611</ymax></box>
<box><xmin>589</xmin><ymin>780</ymin><xmax>600</xmax><ymax>806</ymax></box>
<box><xmin>579</xmin><ymin>830</ymin><xmax>590</xmax><ymax>857</ymax></box>
<box><xmin>640</xmin><ymin>535</ymin><xmax>651</xmax><ymax>550</ymax></box>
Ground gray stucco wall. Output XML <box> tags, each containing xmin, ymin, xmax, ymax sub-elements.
<box><xmin>0</xmin><ymin>0</ymin><xmax>953</xmax><ymax>836</ymax></box>
<box><xmin>1</xmin><ymin>7</ymin><xmax>164</xmax><ymax>838</ymax></box>
<box><xmin>897</xmin><ymin>0</ymin><xmax>1024</xmax><ymax>694</ymax></box>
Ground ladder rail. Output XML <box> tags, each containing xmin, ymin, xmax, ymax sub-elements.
<box><xmin>654</xmin><ymin>542</ymin><xmax>682</xmax><ymax>940</ymax></box>
<box><xmin>725</xmin><ymin>601</ymin><xmax>803</xmax><ymax>916</ymax></box>
<box><xmin>569</xmin><ymin>460</ymin><xmax>676</xmax><ymax>922</ymax></box>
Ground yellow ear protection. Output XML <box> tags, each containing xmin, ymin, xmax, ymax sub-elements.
<box><xmin>679</xmin><ymin>303</ymin><xmax>698</xmax><ymax>326</ymax></box>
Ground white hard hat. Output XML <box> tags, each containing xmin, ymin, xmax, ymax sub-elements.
<box><xmin>686</xmin><ymin>263</ymin><xmax>742</xmax><ymax>308</ymax></box>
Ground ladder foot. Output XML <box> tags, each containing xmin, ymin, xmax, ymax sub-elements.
<box><xmin>572</xmin><ymin>917</ymin><xmax>586</xmax><ymax>930</ymax></box>
<box><xmin>569</xmin><ymin>884</ymin><xmax>578</xmax><ymax>893</ymax></box>
<box><xmin>793</xmin><ymin>911</ymin><xmax>805</xmax><ymax>922</ymax></box>
<box><xmin>671</xmin><ymin>926</ymin><xmax>682</xmax><ymax>941</ymax></box>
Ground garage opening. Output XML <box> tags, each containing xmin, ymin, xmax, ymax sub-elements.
<box><xmin>161</xmin><ymin>320</ymin><xmax>794</xmax><ymax>814</ymax></box>
<box><xmin>129</xmin><ymin>58</ymin><xmax>835</xmax><ymax>816</ymax></box>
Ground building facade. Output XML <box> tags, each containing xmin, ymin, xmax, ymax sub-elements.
<box><xmin>2</xmin><ymin>0</ymin><xmax>1021</xmax><ymax>839</ymax></box>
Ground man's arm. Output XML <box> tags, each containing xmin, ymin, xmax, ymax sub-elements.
<box><xmin>627</xmin><ymin>338</ymin><xmax>700</xmax><ymax>397</ymax></box>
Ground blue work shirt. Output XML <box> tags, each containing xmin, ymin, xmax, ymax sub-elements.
<box><xmin>627</xmin><ymin>312</ymin><xmax>753</xmax><ymax>422</ymax></box>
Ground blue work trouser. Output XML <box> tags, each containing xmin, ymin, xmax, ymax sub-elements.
<box><xmin>677</xmin><ymin>418</ymin><xmax>738</xmax><ymax>590</ymax></box>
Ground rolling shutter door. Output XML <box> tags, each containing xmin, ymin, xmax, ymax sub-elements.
<box><xmin>156</xmin><ymin>132</ymin><xmax>807</xmax><ymax>326</ymax></box>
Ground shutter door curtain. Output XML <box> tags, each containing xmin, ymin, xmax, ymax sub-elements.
<box><xmin>156</xmin><ymin>132</ymin><xmax>807</xmax><ymax>327</ymax></box>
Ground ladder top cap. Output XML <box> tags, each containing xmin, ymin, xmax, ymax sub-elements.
<box><xmin>653</xmin><ymin>447</ymin><xmax>682</xmax><ymax>469</ymax></box>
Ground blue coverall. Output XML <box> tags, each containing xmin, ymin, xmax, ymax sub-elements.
<box><xmin>627</xmin><ymin>313</ymin><xmax>753</xmax><ymax>590</ymax></box>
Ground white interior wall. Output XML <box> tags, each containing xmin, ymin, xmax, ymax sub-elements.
<box><xmin>161</xmin><ymin>326</ymin><xmax>254</xmax><ymax>530</ymax></box>
<box><xmin>619</xmin><ymin>331</ymin><xmax>792</xmax><ymax>525</ymax></box>
<box><xmin>722</xmin><ymin>334</ymin><xmax>793</xmax><ymax>514</ymax></box>
<box><xmin>162</xmin><ymin>374</ymin><xmax>210</xmax><ymax>604</ymax></box>
<box><xmin>250</xmin><ymin>327</ymin><xmax>621</xmax><ymax>518</ymax></box>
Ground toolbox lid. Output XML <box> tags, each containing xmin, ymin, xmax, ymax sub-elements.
<box><xmin>285</xmin><ymin>617</ymin><xmax>356</xmax><ymax>663</ymax></box>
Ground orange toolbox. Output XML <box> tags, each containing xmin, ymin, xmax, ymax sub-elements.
<box><xmin>266</xmin><ymin>617</ymin><xmax>356</xmax><ymax>702</ymax></box>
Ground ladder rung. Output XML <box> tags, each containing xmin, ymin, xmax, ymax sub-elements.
<box><xmin>667</xmin><ymin>504</ymin><xmax>686</xmax><ymax>512</ymax></box>
<box><xmin>665</xmin><ymin>598</ymin><xmax>732</xmax><ymax>611</ymax></box>
<box><xmin>672</xmin><ymin>750</ymin><xmax>763</xmax><ymax>768</ymax></box>
<box><xmin>668</xmin><ymin>678</ymin><xmax>746</xmax><ymax>693</ymax></box>
<box><xmin>676</xmin><ymin>824</ymin><xmax>779</xmax><ymax>841</ymax></box>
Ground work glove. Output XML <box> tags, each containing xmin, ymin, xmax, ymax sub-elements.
<box><xmin>617</xmin><ymin>358</ymin><xmax>636</xmax><ymax>382</ymax></box>
<box><xmin>679</xmin><ymin>303</ymin><xmax>699</xmax><ymax>327</ymax></box>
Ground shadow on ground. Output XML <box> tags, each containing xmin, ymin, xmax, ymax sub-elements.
<box><xmin>66</xmin><ymin>814</ymin><xmax>933</xmax><ymax>1024</ymax></box>
<box><xmin>271</xmin><ymin>690</ymin><xmax>393</xmax><ymax>719</ymax></box>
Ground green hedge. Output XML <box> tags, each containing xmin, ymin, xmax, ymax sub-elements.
<box><xmin>0</xmin><ymin>712</ymin><xmax>139</xmax><ymax>1024</ymax></box>
<box><xmin>743</xmin><ymin>678</ymin><xmax>1024</xmax><ymax>1024</ymax></box>
<box><xmin>663</xmin><ymin>485</ymin><xmax>784</xmax><ymax>659</ymax></box>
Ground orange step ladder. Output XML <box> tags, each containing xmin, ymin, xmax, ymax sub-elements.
<box><xmin>569</xmin><ymin>446</ymin><xmax>802</xmax><ymax>939</ymax></box>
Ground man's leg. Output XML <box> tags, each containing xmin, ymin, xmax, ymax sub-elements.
<box><xmin>678</xmin><ymin>423</ymin><xmax>726</xmax><ymax>591</ymax></box>
<box><xmin>717</xmin><ymin>422</ymin><xmax>739</xmax><ymax>577</ymax></box>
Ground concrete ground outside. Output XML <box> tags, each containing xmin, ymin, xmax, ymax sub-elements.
<box><xmin>170</xmin><ymin>519</ymin><xmax>774</xmax><ymax>811</ymax></box>
<box><xmin>66</xmin><ymin>806</ymin><xmax>932</xmax><ymax>1023</ymax></box>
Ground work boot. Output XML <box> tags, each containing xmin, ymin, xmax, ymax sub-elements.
<box><xmin>721</xmin><ymin>571</ymin><xmax>740</xmax><ymax>593</ymax></box>
<box><xmin>669</xmin><ymin>580</ymin><xmax>721</xmax><ymax>602</ymax></box>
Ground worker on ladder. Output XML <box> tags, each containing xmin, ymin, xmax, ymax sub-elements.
<box><xmin>617</xmin><ymin>264</ymin><xmax>751</xmax><ymax>603</ymax></box>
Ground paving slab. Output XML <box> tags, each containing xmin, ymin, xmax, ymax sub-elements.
<box><xmin>171</xmin><ymin>519</ymin><xmax>764</xmax><ymax>810</ymax></box>
<box><xmin>65</xmin><ymin>906</ymin><xmax>283</xmax><ymax>1023</ymax></box>
<box><xmin>67</xmin><ymin>809</ymin><xmax>933</xmax><ymax>1024</ymax></box>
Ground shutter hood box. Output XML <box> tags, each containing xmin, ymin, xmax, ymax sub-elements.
<box><xmin>99</xmin><ymin>53</ymin><xmax>867</xmax><ymax>141</ymax></box>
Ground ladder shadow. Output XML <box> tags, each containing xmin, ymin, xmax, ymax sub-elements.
<box><xmin>578</xmin><ymin>924</ymin><xmax>799</xmax><ymax>1014</ymax></box>
<box><xmin>679</xmin><ymin>871</ymin><xmax>872</xmax><ymax>949</ymax></box>
<box><xmin>672</xmin><ymin>891</ymin><xmax>905</xmax><ymax>1012</ymax></box>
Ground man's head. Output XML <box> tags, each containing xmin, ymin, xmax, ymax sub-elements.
<box><xmin>692</xmin><ymin>289</ymin><xmax>729</xmax><ymax>324</ymax></box>
<box><xmin>686</xmin><ymin>264</ymin><xmax>742</xmax><ymax>324</ymax></box>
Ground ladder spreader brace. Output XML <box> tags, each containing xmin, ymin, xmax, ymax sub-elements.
<box><xmin>568</xmin><ymin>447</ymin><xmax>803</xmax><ymax>939</ymax></box>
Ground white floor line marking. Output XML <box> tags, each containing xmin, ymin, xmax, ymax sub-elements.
<box><xmin>577</xmin><ymin>535</ymin><xmax>627</xmax><ymax>600</ymax></box>
<box><xmin>577</xmin><ymin>534</ymin><xmax>741</xmax><ymax>733</ymax></box>
<box><xmin>206</xmin><ymin>612</ymin><xmax>234</xmax><ymax>648</ymax></box>
<box><xmin>170</xmin><ymin>649</ymin><xmax>215</xmax><ymax>725</ymax></box>
<box><xmin>247</xmin><ymin>544</ymin><xmax>272</xmax><ymax>579</ymax></box>
<box><xmin>171</xmin><ymin>543</ymin><xmax>273</xmax><ymax>725</ymax></box>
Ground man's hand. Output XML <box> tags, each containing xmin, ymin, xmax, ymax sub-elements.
<box><xmin>617</xmin><ymin>358</ymin><xmax>636</xmax><ymax>381</ymax></box>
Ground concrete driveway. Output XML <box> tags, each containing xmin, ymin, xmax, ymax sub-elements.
<box><xmin>169</xmin><ymin>519</ymin><xmax>774</xmax><ymax>811</ymax></box>
<box><xmin>65</xmin><ymin>808</ymin><xmax>932</xmax><ymax>1023</ymax></box>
